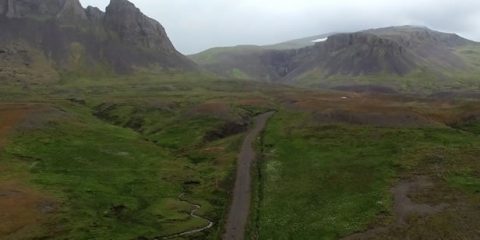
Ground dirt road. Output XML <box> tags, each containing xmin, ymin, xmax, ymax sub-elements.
<box><xmin>223</xmin><ymin>112</ymin><xmax>274</xmax><ymax>240</ymax></box>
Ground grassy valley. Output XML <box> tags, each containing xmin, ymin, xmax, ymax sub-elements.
<box><xmin>1</xmin><ymin>68</ymin><xmax>480</xmax><ymax>240</ymax></box>
<box><xmin>1</xmin><ymin>1</ymin><xmax>480</xmax><ymax>240</ymax></box>
<box><xmin>249</xmin><ymin>95</ymin><xmax>480</xmax><ymax>239</ymax></box>
<box><xmin>0</xmin><ymin>73</ymin><xmax>279</xmax><ymax>239</ymax></box>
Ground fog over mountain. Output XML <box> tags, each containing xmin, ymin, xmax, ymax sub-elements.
<box><xmin>80</xmin><ymin>0</ymin><xmax>480</xmax><ymax>54</ymax></box>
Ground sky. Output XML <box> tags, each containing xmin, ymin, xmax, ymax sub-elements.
<box><xmin>80</xmin><ymin>0</ymin><xmax>480</xmax><ymax>54</ymax></box>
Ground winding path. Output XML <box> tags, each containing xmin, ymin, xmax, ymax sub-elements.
<box><xmin>162</xmin><ymin>194</ymin><xmax>214</xmax><ymax>239</ymax></box>
<box><xmin>223</xmin><ymin>112</ymin><xmax>274</xmax><ymax>240</ymax></box>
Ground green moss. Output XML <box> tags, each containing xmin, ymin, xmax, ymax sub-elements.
<box><xmin>252</xmin><ymin>110</ymin><xmax>480</xmax><ymax>239</ymax></box>
<box><xmin>4</xmin><ymin>106</ymin><xmax>193</xmax><ymax>239</ymax></box>
<box><xmin>231</xmin><ymin>68</ymin><xmax>251</xmax><ymax>79</ymax></box>
<box><xmin>3</xmin><ymin>67</ymin><xmax>480</xmax><ymax>239</ymax></box>
<box><xmin>447</xmin><ymin>174</ymin><xmax>480</xmax><ymax>193</ymax></box>
<box><xmin>1</xmin><ymin>99</ymin><xmax>246</xmax><ymax>239</ymax></box>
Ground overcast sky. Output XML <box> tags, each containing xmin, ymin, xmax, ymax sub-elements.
<box><xmin>80</xmin><ymin>0</ymin><xmax>480</xmax><ymax>54</ymax></box>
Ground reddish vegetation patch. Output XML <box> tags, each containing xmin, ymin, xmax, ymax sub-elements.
<box><xmin>0</xmin><ymin>104</ymin><xmax>30</xmax><ymax>148</ymax></box>
<box><xmin>202</xmin><ymin>146</ymin><xmax>230</xmax><ymax>167</ymax></box>
<box><xmin>275</xmin><ymin>91</ymin><xmax>480</xmax><ymax>127</ymax></box>
<box><xmin>237</xmin><ymin>97</ymin><xmax>270</xmax><ymax>108</ymax></box>
<box><xmin>189</xmin><ymin>101</ymin><xmax>231</xmax><ymax>118</ymax></box>
<box><xmin>202</xmin><ymin>146</ymin><xmax>225</xmax><ymax>154</ymax></box>
<box><xmin>0</xmin><ymin>182</ymin><xmax>57</xmax><ymax>238</ymax></box>
<box><xmin>0</xmin><ymin>104</ymin><xmax>58</xmax><ymax>239</ymax></box>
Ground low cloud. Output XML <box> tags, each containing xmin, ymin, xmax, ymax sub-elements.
<box><xmin>80</xmin><ymin>0</ymin><xmax>480</xmax><ymax>54</ymax></box>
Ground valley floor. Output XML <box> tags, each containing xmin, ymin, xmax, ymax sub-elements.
<box><xmin>0</xmin><ymin>75</ymin><xmax>480</xmax><ymax>239</ymax></box>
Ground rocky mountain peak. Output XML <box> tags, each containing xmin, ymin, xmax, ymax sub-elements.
<box><xmin>0</xmin><ymin>0</ymin><xmax>195</xmax><ymax>78</ymax></box>
<box><xmin>0</xmin><ymin>0</ymin><xmax>86</xmax><ymax>20</ymax></box>
<box><xmin>108</xmin><ymin>0</ymin><xmax>136</xmax><ymax>8</ymax></box>
<box><xmin>85</xmin><ymin>6</ymin><xmax>104</xmax><ymax>22</ymax></box>
<box><xmin>104</xmin><ymin>0</ymin><xmax>176</xmax><ymax>52</ymax></box>
<box><xmin>0</xmin><ymin>0</ymin><xmax>180</xmax><ymax>55</ymax></box>
<box><xmin>56</xmin><ymin>0</ymin><xmax>87</xmax><ymax>21</ymax></box>
<box><xmin>365</xmin><ymin>26</ymin><xmax>472</xmax><ymax>47</ymax></box>
<box><xmin>318</xmin><ymin>32</ymin><xmax>414</xmax><ymax>76</ymax></box>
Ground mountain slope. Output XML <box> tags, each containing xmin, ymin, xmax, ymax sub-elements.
<box><xmin>0</xmin><ymin>0</ymin><xmax>196</xmax><ymax>84</ymax></box>
<box><xmin>263</xmin><ymin>33</ymin><xmax>335</xmax><ymax>50</ymax></box>
<box><xmin>189</xmin><ymin>33</ymin><xmax>335</xmax><ymax>80</ymax></box>
<box><xmin>190</xmin><ymin>45</ymin><xmax>292</xmax><ymax>81</ymax></box>
<box><xmin>191</xmin><ymin>26</ymin><xmax>480</xmax><ymax>92</ymax></box>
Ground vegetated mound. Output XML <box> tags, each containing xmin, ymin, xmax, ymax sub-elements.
<box><xmin>332</xmin><ymin>85</ymin><xmax>399</xmax><ymax>94</ymax></box>
<box><xmin>191</xmin><ymin>26</ymin><xmax>479</xmax><ymax>92</ymax></box>
<box><xmin>275</xmin><ymin>90</ymin><xmax>465</xmax><ymax>128</ymax></box>
<box><xmin>189</xmin><ymin>45</ymin><xmax>278</xmax><ymax>80</ymax></box>
<box><xmin>312</xmin><ymin>109</ymin><xmax>435</xmax><ymax>128</ymax></box>
<box><xmin>0</xmin><ymin>0</ymin><xmax>196</xmax><ymax>83</ymax></box>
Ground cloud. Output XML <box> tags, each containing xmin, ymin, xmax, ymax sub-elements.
<box><xmin>80</xmin><ymin>0</ymin><xmax>480</xmax><ymax>54</ymax></box>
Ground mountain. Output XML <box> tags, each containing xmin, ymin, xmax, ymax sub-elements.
<box><xmin>189</xmin><ymin>33</ymin><xmax>335</xmax><ymax>81</ymax></box>
<box><xmin>0</xmin><ymin>0</ymin><xmax>196</xmax><ymax>84</ymax></box>
<box><xmin>263</xmin><ymin>33</ymin><xmax>336</xmax><ymax>50</ymax></box>
<box><xmin>191</xmin><ymin>26</ymin><xmax>480</xmax><ymax>92</ymax></box>
<box><xmin>189</xmin><ymin>45</ymin><xmax>277</xmax><ymax>80</ymax></box>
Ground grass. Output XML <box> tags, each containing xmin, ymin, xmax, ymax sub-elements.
<box><xmin>447</xmin><ymin>174</ymin><xmax>480</xmax><ymax>193</ymax></box>
<box><xmin>296</xmin><ymin>66</ymin><xmax>480</xmax><ymax>94</ymax></box>
<box><xmin>253</xmin><ymin>112</ymin><xmax>401</xmax><ymax>239</ymax></box>
<box><xmin>0</xmin><ymin>69</ymin><xmax>280</xmax><ymax>239</ymax></box>
<box><xmin>189</xmin><ymin>45</ymin><xmax>263</xmax><ymax>65</ymax></box>
<box><xmin>251</xmin><ymin>108</ymin><xmax>480</xmax><ymax>239</ymax></box>
<box><xmin>454</xmin><ymin>120</ymin><xmax>480</xmax><ymax>135</ymax></box>
<box><xmin>4</xmin><ymin>104</ymin><xmax>193</xmax><ymax>239</ymax></box>
<box><xmin>2</xmin><ymin>70</ymin><xmax>480</xmax><ymax>239</ymax></box>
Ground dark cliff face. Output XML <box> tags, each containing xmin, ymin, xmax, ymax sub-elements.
<box><xmin>0</xmin><ymin>0</ymin><xmax>86</xmax><ymax>20</ymax></box>
<box><xmin>191</xmin><ymin>26</ymin><xmax>473</xmax><ymax>84</ymax></box>
<box><xmin>309</xmin><ymin>26</ymin><xmax>470</xmax><ymax>76</ymax></box>
<box><xmin>85</xmin><ymin>6</ymin><xmax>104</xmax><ymax>22</ymax></box>
<box><xmin>365</xmin><ymin>26</ymin><xmax>472</xmax><ymax>48</ymax></box>
<box><xmin>56</xmin><ymin>0</ymin><xmax>87</xmax><ymax>21</ymax></box>
<box><xmin>0</xmin><ymin>0</ymin><xmax>195</xmax><ymax>81</ymax></box>
<box><xmin>312</xmin><ymin>32</ymin><xmax>416</xmax><ymax>76</ymax></box>
<box><xmin>104</xmin><ymin>0</ymin><xmax>175</xmax><ymax>52</ymax></box>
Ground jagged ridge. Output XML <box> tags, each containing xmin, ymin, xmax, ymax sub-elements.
<box><xmin>0</xmin><ymin>0</ymin><xmax>196</xmax><ymax>83</ymax></box>
<box><xmin>191</xmin><ymin>26</ymin><xmax>478</xmax><ymax>90</ymax></box>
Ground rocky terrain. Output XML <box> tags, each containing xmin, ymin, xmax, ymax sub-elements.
<box><xmin>0</xmin><ymin>0</ymin><xmax>195</xmax><ymax>84</ymax></box>
<box><xmin>1</xmin><ymin>2</ymin><xmax>480</xmax><ymax>240</ymax></box>
<box><xmin>191</xmin><ymin>26</ymin><xmax>480</xmax><ymax>92</ymax></box>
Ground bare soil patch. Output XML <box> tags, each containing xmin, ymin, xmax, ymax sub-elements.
<box><xmin>392</xmin><ymin>176</ymin><xmax>449</xmax><ymax>225</ymax></box>
<box><xmin>0</xmin><ymin>104</ymin><xmax>59</xmax><ymax>239</ymax></box>
<box><xmin>0</xmin><ymin>181</ymin><xmax>57</xmax><ymax>238</ymax></box>
<box><xmin>0</xmin><ymin>104</ymin><xmax>30</xmax><ymax>148</ymax></box>
<box><xmin>343</xmin><ymin>176</ymin><xmax>449</xmax><ymax>240</ymax></box>
<box><xmin>189</xmin><ymin>101</ymin><xmax>232</xmax><ymax>119</ymax></box>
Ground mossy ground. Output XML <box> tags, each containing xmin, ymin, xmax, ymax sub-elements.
<box><xmin>249</xmin><ymin>102</ymin><xmax>480</xmax><ymax>239</ymax></box>
<box><xmin>1</xmin><ymin>72</ymin><xmax>480</xmax><ymax>239</ymax></box>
